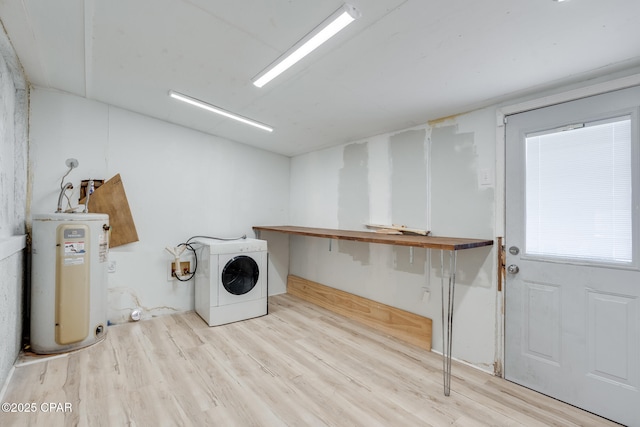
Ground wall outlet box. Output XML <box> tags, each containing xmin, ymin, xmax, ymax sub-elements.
<box><xmin>168</xmin><ymin>261</ymin><xmax>191</xmax><ymax>280</ymax></box>
<box><xmin>478</xmin><ymin>168</ymin><xmax>494</xmax><ymax>187</ymax></box>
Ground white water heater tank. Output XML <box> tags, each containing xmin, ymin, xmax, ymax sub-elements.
<box><xmin>31</xmin><ymin>213</ymin><xmax>110</xmax><ymax>354</ymax></box>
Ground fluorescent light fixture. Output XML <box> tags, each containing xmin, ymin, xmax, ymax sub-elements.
<box><xmin>252</xmin><ymin>3</ymin><xmax>361</xmax><ymax>88</ymax></box>
<box><xmin>168</xmin><ymin>90</ymin><xmax>273</xmax><ymax>132</ymax></box>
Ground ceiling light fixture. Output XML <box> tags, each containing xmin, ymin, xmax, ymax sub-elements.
<box><xmin>252</xmin><ymin>3</ymin><xmax>361</xmax><ymax>88</ymax></box>
<box><xmin>168</xmin><ymin>90</ymin><xmax>273</xmax><ymax>132</ymax></box>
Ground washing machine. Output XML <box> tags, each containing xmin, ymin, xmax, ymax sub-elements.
<box><xmin>193</xmin><ymin>238</ymin><xmax>267</xmax><ymax>326</ymax></box>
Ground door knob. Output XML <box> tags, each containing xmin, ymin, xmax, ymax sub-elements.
<box><xmin>507</xmin><ymin>264</ymin><xmax>520</xmax><ymax>274</ymax></box>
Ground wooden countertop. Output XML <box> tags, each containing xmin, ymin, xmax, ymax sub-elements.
<box><xmin>253</xmin><ymin>225</ymin><xmax>493</xmax><ymax>251</ymax></box>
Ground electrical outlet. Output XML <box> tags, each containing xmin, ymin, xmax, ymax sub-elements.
<box><xmin>422</xmin><ymin>290</ymin><xmax>431</xmax><ymax>304</ymax></box>
<box><xmin>168</xmin><ymin>261</ymin><xmax>191</xmax><ymax>280</ymax></box>
<box><xmin>478</xmin><ymin>168</ymin><xmax>494</xmax><ymax>187</ymax></box>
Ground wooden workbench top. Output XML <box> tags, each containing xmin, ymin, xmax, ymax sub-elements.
<box><xmin>253</xmin><ymin>225</ymin><xmax>493</xmax><ymax>251</ymax></box>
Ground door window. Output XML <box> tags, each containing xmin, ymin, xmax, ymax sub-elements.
<box><xmin>525</xmin><ymin>115</ymin><xmax>632</xmax><ymax>263</ymax></box>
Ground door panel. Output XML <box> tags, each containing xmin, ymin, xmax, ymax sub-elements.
<box><xmin>587</xmin><ymin>290</ymin><xmax>637</xmax><ymax>386</ymax></box>
<box><xmin>505</xmin><ymin>86</ymin><xmax>640</xmax><ymax>426</ymax></box>
<box><xmin>523</xmin><ymin>281</ymin><xmax>561</xmax><ymax>364</ymax></box>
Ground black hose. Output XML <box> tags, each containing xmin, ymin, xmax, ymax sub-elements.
<box><xmin>172</xmin><ymin>234</ymin><xmax>247</xmax><ymax>282</ymax></box>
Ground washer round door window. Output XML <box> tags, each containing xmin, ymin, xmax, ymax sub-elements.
<box><xmin>221</xmin><ymin>255</ymin><xmax>259</xmax><ymax>295</ymax></box>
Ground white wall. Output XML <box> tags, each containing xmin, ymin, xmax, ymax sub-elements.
<box><xmin>285</xmin><ymin>113</ymin><xmax>497</xmax><ymax>372</ymax></box>
<box><xmin>428</xmin><ymin>110</ymin><xmax>497</xmax><ymax>371</ymax></box>
<box><xmin>282</xmin><ymin>68</ymin><xmax>640</xmax><ymax>373</ymax></box>
<box><xmin>0</xmin><ymin>25</ymin><xmax>28</xmax><ymax>393</ymax></box>
<box><xmin>28</xmin><ymin>88</ymin><xmax>290</xmax><ymax>323</ymax></box>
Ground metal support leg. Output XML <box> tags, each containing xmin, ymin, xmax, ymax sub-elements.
<box><xmin>441</xmin><ymin>249</ymin><xmax>457</xmax><ymax>396</ymax></box>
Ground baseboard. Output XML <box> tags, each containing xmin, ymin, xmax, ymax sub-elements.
<box><xmin>287</xmin><ymin>275</ymin><xmax>432</xmax><ymax>351</ymax></box>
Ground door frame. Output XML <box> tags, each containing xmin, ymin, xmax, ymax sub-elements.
<box><xmin>494</xmin><ymin>72</ymin><xmax>640</xmax><ymax>378</ymax></box>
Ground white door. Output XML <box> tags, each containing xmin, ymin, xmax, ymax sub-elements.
<box><xmin>505</xmin><ymin>86</ymin><xmax>640</xmax><ymax>426</ymax></box>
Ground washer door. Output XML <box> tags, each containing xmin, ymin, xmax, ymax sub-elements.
<box><xmin>221</xmin><ymin>255</ymin><xmax>259</xmax><ymax>296</ymax></box>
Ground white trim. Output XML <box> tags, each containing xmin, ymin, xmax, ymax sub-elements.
<box><xmin>494</xmin><ymin>72</ymin><xmax>640</xmax><ymax>379</ymax></box>
<box><xmin>494</xmin><ymin>119</ymin><xmax>506</xmax><ymax>377</ymax></box>
<box><xmin>14</xmin><ymin>352</ymin><xmax>69</xmax><ymax>368</ymax></box>
<box><xmin>431</xmin><ymin>349</ymin><xmax>495</xmax><ymax>376</ymax></box>
<box><xmin>0</xmin><ymin>366</ymin><xmax>15</xmax><ymax>403</ymax></box>
<box><xmin>498</xmin><ymin>73</ymin><xmax>640</xmax><ymax>121</ymax></box>
<box><xmin>0</xmin><ymin>235</ymin><xmax>26</xmax><ymax>261</ymax></box>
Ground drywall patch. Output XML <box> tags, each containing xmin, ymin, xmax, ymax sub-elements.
<box><xmin>389</xmin><ymin>129</ymin><xmax>428</xmax><ymax>274</ymax></box>
<box><xmin>430</xmin><ymin>125</ymin><xmax>493</xmax><ymax>238</ymax></box>
<box><xmin>338</xmin><ymin>142</ymin><xmax>370</xmax><ymax>264</ymax></box>
<box><xmin>393</xmin><ymin>246</ymin><xmax>427</xmax><ymax>275</ymax></box>
<box><xmin>390</xmin><ymin>129</ymin><xmax>428</xmax><ymax>230</ymax></box>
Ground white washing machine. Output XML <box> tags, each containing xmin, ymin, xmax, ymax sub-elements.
<box><xmin>193</xmin><ymin>238</ymin><xmax>267</xmax><ymax>326</ymax></box>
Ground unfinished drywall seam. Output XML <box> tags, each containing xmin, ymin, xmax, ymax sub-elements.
<box><xmin>389</xmin><ymin>129</ymin><xmax>429</xmax><ymax>274</ymax></box>
<box><xmin>389</xmin><ymin>129</ymin><xmax>428</xmax><ymax>230</ymax></box>
<box><xmin>337</xmin><ymin>141</ymin><xmax>370</xmax><ymax>264</ymax></box>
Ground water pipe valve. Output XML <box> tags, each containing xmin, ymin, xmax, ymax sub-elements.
<box><xmin>165</xmin><ymin>245</ymin><xmax>186</xmax><ymax>277</ymax></box>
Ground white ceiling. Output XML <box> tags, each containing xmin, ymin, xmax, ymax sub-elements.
<box><xmin>1</xmin><ymin>0</ymin><xmax>640</xmax><ymax>156</ymax></box>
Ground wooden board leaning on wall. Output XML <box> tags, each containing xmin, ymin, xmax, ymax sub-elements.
<box><xmin>287</xmin><ymin>275</ymin><xmax>432</xmax><ymax>351</ymax></box>
<box><xmin>79</xmin><ymin>173</ymin><xmax>139</xmax><ymax>248</ymax></box>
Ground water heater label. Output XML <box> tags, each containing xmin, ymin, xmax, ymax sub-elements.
<box><xmin>64</xmin><ymin>257</ymin><xmax>85</xmax><ymax>266</ymax></box>
<box><xmin>64</xmin><ymin>242</ymin><xmax>86</xmax><ymax>255</ymax></box>
<box><xmin>64</xmin><ymin>228</ymin><xmax>85</xmax><ymax>239</ymax></box>
<box><xmin>99</xmin><ymin>243</ymin><xmax>108</xmax><ymax>263</ymax></box>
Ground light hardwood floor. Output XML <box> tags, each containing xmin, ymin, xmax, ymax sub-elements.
<box><xmin>1</xmin><ymin>294</ymin><xmax>618</xmax><ymax>426</ymax></box>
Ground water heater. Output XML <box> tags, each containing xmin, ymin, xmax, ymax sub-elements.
<box><xmin>31</xmin><ymin>213</ymin><xmax>110</xmax><ymax>354</ymax></box>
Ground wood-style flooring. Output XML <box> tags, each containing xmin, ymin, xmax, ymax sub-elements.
<box><xmin>1</xmin><ymin>294</ymin><xmax>618</xmax><ymax>426</ymax></box>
